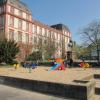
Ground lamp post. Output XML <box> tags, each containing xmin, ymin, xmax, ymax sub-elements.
<box><xmin>67</xmin><ymin>40</ymin><xmax>73</xmax><ymax>60</ymax></box>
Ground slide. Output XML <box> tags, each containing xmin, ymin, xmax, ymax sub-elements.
<box><xmin>50</xmin><ymin>63</ymin><xmax>65</xmax><ymax>70</ymax></box>
<box><xmin>50</xmin><ymin>63</ymin><xmax>60</xmax><ymax>70</ymax></box>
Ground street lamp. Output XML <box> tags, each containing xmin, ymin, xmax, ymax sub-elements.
<box><xmin>67</xmin><ymin>40</ymin><xmax>73</xmax><ymax>60</ymax></box>
<box><xmin>68</xmin><ymin>40</ymin><xmax>73</xmax><ymax>50</ymax></box>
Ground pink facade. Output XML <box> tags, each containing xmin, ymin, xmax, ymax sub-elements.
<box><xmin>0</xmin><ymin>0</ymin><xmax>71</xmax><ymax>61</ymax></box>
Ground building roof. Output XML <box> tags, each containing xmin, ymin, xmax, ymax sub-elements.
<box><xmin>7</xmin><ymin>0</ymin><xmax>31</xmax><ymax>14</ymax></box>
<box><xmin>51</xmin><ymin>24</ymin><xmax>70</xmax><ymax>32</ymax></box>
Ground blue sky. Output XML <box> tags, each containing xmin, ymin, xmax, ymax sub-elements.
<box><xmin>23</xmin><ymin>0</ymin><xmax>100</xmax><ymax>44</ymax></box>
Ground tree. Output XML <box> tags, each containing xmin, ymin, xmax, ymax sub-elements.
<box><xmin>71</xmin><ymin>41</ymin><xmax>81</xmax><ymax>59</ymax></box>
<box><xmin>78</xmin><ymin>46</ymin><xmax>90</xmax><ymax>59</ymax></box>
<box><xmin>69</xmin><ymin>41</ymin><xmax>88</xmax><ymax>59</ymax></box>
<box><xmin>0</xmin><ymin>40</ymin><xmax>19</xmax><ymax>64</ymax></box>
<box><xmin>61</xmin><ymin>36</ymin><xmax>66</xmax><ymax>59</ymax></box>
<box><xmin>79</xmin><ymin>20</ymin><xmax>100</xmax><ymax>63</ymax></box>
<box><xmin>26</xmin><ymin>37</ymin><xmax>57</xmax><ymax>61</ymax></box>
<box><xmin>37</xmin><ymin>36</ymin><xmax>57</xmax><ymax>60</ymax></box>
<box><xmin>44</xmin><ymin>40</ymin><xmax>57</xmax><ymax>59</ymax></box>
<box><xmin>26</xmin><ymin>51</ymin><xmax>42</xmax><ymax>61</ymax></box>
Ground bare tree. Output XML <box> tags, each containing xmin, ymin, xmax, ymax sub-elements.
<box><xmin>79</xmin><ymin>20</ymin><xmax>100</xmax><ymax>63</ymax></box>
<box><xmin>44</xmin><ymin>39</ymin><xmax>57</xmax><ymax>60</ymax></box>
<box><xmin>37</xmin><ymin>37</ymin><xmax>57</xmax><ymax>60</ymax></box>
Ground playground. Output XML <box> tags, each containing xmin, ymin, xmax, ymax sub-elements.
<box><xmin>0</xmin><ymin>66</ymin><xmax>100</xmax><ymax>84</ymax></box>
<box><xmin>0</xmin><ymin>58</ymin><xmax>98</xmax><ymax>84</ymax></box>
<box><xmin>0</xmin><ymin>65</ymin><xmax>100</xmax><ymax>99</ymax></box>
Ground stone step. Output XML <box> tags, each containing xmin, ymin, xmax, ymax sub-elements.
<box><xmin>94</xmin><ymin>79</ymin><xmax>100</xmax><ymax>94</ymax></box>
<box><xmin>95</xmin><ymin>79</ymin><xmax>100</xmax><ymax>88</ymax></box>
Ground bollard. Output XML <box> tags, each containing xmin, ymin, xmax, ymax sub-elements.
<box><xmin>29</xmin><ymin>67</ymin><xmax>32</xmax><ymax>73</ymax></box>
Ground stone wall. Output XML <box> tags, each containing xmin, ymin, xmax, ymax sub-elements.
<box><xmin>0</xmin><ymin>75</ymin><xmax>95</xmax><ymax>100</ymax></box>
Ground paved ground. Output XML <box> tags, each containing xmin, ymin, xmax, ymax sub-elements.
<box><xmin>0</xmin><ymin>84</ymin><xmax>72</xmax><ymax>100</ymax></box>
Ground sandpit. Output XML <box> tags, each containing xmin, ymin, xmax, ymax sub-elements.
<box><xmin>0</xmin><ymin>66</ymin><xmax>100</xmax><ymax>100</ymax></box>
<box><xmin>0</xmin><ymin>66</ymin><xmax>100</xmax><ymax>84</ymax></box>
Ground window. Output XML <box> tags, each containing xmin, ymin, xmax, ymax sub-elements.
<box><xmin>51</xmin><ymin>32</ymin><xmax>55</xmax><ymax>39</ymax></box>
<box><xmin>44</xmin><ymin>39</ymin><xmax>47</xmax><ymax>44</ymax></box>
<box><xmin>39</xmin><ymin>27</ymin><xmax>42</xmax><ymax>34</ymax></box>
<box><xmin>18</xmin><ymin>32</ymin><xmax>22</xmax><ymax>42</ymax></box>
<box><xmin>9</xmin><ymin>16</ymin><xmax>14</xmax><ymax>26</ymax></box>
<box><xmin>60</xmin><ymin>35</ymin><xmax>62</xmax><ymax>41</ymax></box>
<box><xmin>34</xmin><ymin>36</ymin><xmax>37</xmax><ymax>44</ymax></box>
<box><xmin>55</xmin><ymin>33</ymin><xmax>56</xmax><ymax>39</ymax></box>
<box><xmin>46</xmin><ymin>30</ymin><xmax>49</xmax><ymax>37</ymax></box>
<box><xmin>44</xmin><ymin>29</ymin><xmax>47</xmax><ymax>37</ymax></box>
<box><xmin>0</xmin><ymin>29</ymin><xmax>4</xmax><ymax>35</ymax></box>
<box><xmin>0</xmin><ymin>7</ymin><xmax>1</xmax><ymax>13</ymax></box>
<box><xmin>55</xmin><ymin>33</ymin><xmax>58</xmax><ymax>39</ymax></box>
<box><xmin>53</xmin><ymin>33</ymin><xmax>55</xmax><ymax>39</ymax></box>
<box><xmin>0</xmin><ymin>29</ymin><xmax>4</xmax><ymax>40</ymax></box>
<box><xmin>19</xmin><ymin>10</ymin><xmax>23</xmax><ymax>17</ymax></box>
<box><xmin>26</xmin><ymin>22</ymin><xmax>29</xmax><ymax>31</ymax></box>
<box><xmin>10</xmin><ymin>6</ymin><xmax>14</xmax><ymax>14</ymax></box>
<box><xmin>34</xmin><ymin>25</ymin><xmax>37</xmax><ymax>33</ymax></box>
<box><xmin>9</xmin><ymin>29</ymin><xmax>14</xmax><ymax>40</ymax></box>
<box><xmin>48</xmin><ymin>31</ymin><xmax>51</xmax><ymax>38</ymax></box>
<box><xmin>0</xmin><ymin>6</ymin><xmax>4</xmax><ymax>13</ymax></box>
<box><xmin>51</xmin><ymin>32</ymin><xmax>53</xmax><ymax>38</ymax></box>
<box><xmin>26</xmin><ymin>14</ymin><xmax>29</xmax><ymax>20</ymax></box>
<box><xmin>18</xmin><ymin>19</ymin><xmax>22</xmax><ymax>29</ymax></box>
<box><xmin>38</xmin><ymin>38</ymin><xmax>42</xmax><ymax>45</ymax></box>
<box><xmin>65</xmin><ymin>32</ymin><xmax>67</xmax><ymax>36</ymax></box>
<box><xmin>25</xmin><ymin>33</ymin><xmax>29</xmax><ymax>43</ymax></box>
<box><xmin>0</xmin><ymin>16</ymin><xmax>4</xmax><ymax>26</ymax></box>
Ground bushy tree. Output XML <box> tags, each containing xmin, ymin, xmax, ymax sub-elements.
<box><xmin>0</xmin><ymin>39</ymin><xmax>19</xmax><ymax>64</ymax></box>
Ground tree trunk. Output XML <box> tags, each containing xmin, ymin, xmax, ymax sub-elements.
<box><xmin>97</xmin><ymin>44</ymin><xmax>100</xmax><ymax>64</ymax></box>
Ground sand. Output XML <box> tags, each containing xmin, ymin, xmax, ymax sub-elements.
<box><xmin>0</xmin><ymin>66</ymin><xmax>100</xmax><ymax>84</ymax></box>
<box><xmin>0</xmin><ymin>66</ymin><xmax>100</xmax><ymax>99</ymax></box>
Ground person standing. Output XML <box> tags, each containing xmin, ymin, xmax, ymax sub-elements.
<box><xmin>69</xmin><ymin>58</ymin><xmax>73</xmax><ymax>67</ymax></box>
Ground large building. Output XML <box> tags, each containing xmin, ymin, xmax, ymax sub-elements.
<box><xmin>0</xmin><ymin>0</ymin><xmax>71</xmax><ymax>61</ymax></box>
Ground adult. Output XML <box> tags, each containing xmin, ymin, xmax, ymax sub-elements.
<box><xmin>69</xmin><ymin>58</ymin><xmax>73</xmax><ymax>67</ymax></box>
